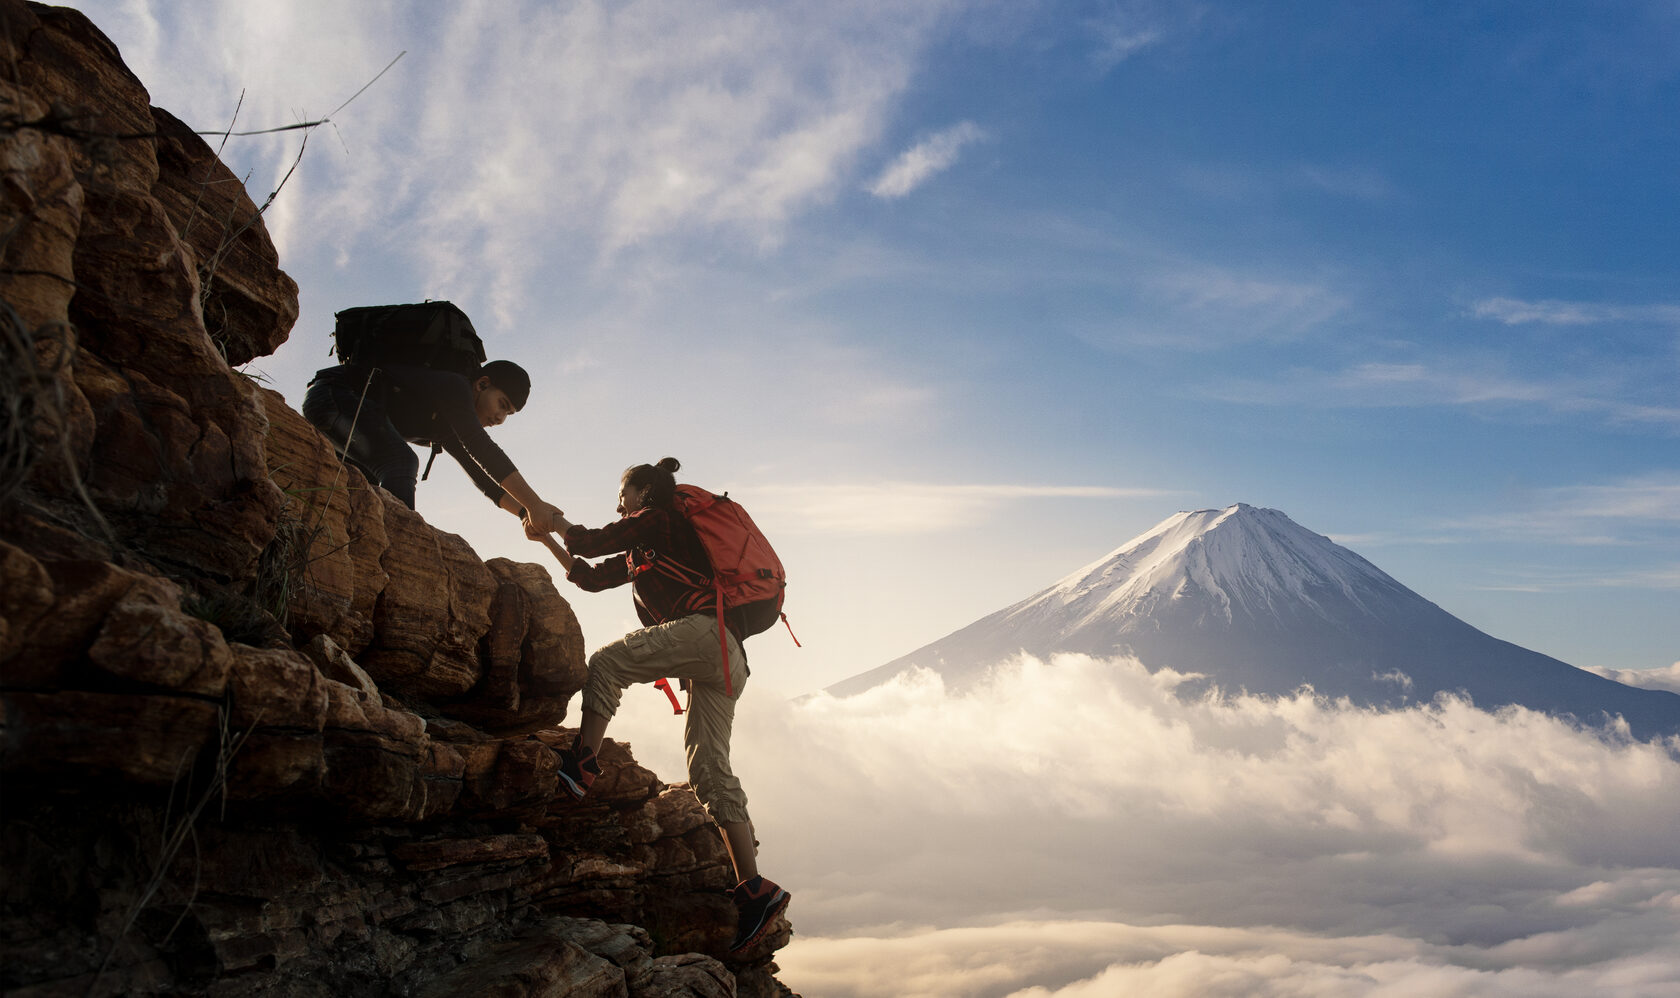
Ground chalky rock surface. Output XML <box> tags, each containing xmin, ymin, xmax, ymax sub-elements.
<box><xmin>0</xmin><ymin>3</ymin><xmax>795</xmax><ymax>994</ymax></box>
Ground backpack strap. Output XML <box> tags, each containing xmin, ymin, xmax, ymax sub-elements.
<box><xmin>713</xmin><ymin>578</ymin><xmax>733</xmax><ymax>698</ymax></box>
<box><xmin>639</xmin><ymin>553</ymin><xmax>738</xmax><ymax>698</ymax></box>
<box><xmin>420</xmin><ymin>442</ymin><xmax>443</xmax><ymax>481</ymax></box>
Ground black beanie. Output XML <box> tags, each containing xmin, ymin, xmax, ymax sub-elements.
<box><xmin>480</xmin><ymin>360</ymin><xmax>531</xmax><ymax>411</ymax></box>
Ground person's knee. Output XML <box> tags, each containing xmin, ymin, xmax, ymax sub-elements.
<box><xmin>581</xmin><ymin>648</ymin><xmax>632</xmax><ymax>718</ymax></box>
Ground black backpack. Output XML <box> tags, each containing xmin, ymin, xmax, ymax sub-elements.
<box><xmin>332</xmin><ymin>301</ymin><xmax>486</xmax><ymax>377</ymax></box>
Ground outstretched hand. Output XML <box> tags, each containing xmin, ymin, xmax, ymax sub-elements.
<box><xmin>523</xmin><ymin>500</ymin><xmax>563</xmax><ymax>533</ymax></box>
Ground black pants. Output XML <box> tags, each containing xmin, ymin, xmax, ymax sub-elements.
<box><xmin>301</xmin><ymin>377</ymin><xmax>419</xmax><ymax>509</ymax></box>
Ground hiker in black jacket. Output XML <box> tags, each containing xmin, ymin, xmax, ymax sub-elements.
<box><xmin>302</xmin><ymin>359</ymin><xmax>563</xmax><ymax>527</ymax></box>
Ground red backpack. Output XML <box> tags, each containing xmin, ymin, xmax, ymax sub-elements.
<box><xmin>647</xmin><ymin>485</ymin><xmax>796</xmax><ymax>706</ymax></box>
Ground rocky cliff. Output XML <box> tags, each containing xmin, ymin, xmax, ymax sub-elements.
<box><xmin>0</xmin><ymin>3</ymin><xmax>793</xmax><ymax>995</ymax></box>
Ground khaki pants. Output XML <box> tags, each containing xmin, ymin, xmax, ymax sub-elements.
<box><xmin>582</xmin><ymin>612</ymin><xmax>751</xmax><ymax>825</ymax></box>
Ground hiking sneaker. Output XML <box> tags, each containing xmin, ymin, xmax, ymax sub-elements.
<box><xmin>554</xmin><ymin>741</ymin><xmax>601</xmax><ymax>800</ymax></box>
<box><xmin>728</xmin><ymin>875</ymin><xmax>790</xmax><ymax>954</ymax></box>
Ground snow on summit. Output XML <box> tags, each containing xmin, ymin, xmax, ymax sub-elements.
<box><xmin>1042</xmin><ymin>503</ymin><xmax>1402</xmax><ymax>628</ymax></box>
<box><xmin>828</xmin><ymin>504</ymin><xmax>1680</xmax><ymax>738</ymax></box>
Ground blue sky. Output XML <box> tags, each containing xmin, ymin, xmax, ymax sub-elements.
<box><xmin>67</xmin><ymin>0</ymin><xmax>1678</xmax><ymax>698</ymax></box>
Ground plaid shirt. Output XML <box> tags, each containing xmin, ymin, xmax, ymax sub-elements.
<box><xmin>564</xmin><ymin>506</ymin><xmax>717</xmax><ymax>628</ymax></box>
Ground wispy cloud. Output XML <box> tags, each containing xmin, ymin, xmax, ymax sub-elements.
<box><xmin>1081</xmin><ymin>264</ymin><xmax>1348</xmax><ymax>350</ymax></box>
<box><xmin>868</xmin><ymin>121</ymin><xmax>987</xmax><ymax>199</ymax></box>
<box><xmin>107</xmin><ymin>0</ymin><xmax>967</xmax><ymax>326</ymax></box>
<box><xmin>815</xmin><ymin>383</ymin><xmax>941</xmax><ymax>427</ymax></box>
<box><xmin>1441</xmin><ymin>475</ymin><xmax>1680</xmax><ymax>552</ymax></box>
<box><xmin>1297</xmin><ymin>163</ymin><xmax>1396</xmax><ymax>201</ymax></box>
<box><xmin>1469</xmin><ymin>565</ymin><xmax>1680</xmax><ymax>591</ymax></box>
<box><xmin>1202</xmin><ymin>362</ymin><xmax>1680</xmax><ymax>429</ymax></box>
<box><xmin>1179</xmin><ymin>161</ymin><xmax>1396</xmax><ymax>203</ymax></box>
<box><xmin>1531</xmin><ymin>478</ymin><xmax>1680</xmax><ymax>522</ymax></box>
<box><xmin>1082</xmin><ymin>1</ymin><xmax>1174</xmax><ymax>75</ymax></box>
<box><xmin>747</xmin><ymin>483</ymin><xmax>1178</xmax><ymax>535</ymax></box>
<box><xmin>405</xmin><ymin>1</ymin><xmax>953</xmax><ymax>312</ymax></box>
<box><xmin>1471</xmin><ymin>297</ymin><xmax>1680</xmax><ymax>326</ymax></box>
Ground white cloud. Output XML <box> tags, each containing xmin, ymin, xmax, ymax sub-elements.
<box><xmin>775</xmin><ymin>919</ymin><xmax>1680</xmax><ymax>998</ymax></box>
<box><xmin>745</xmin><ymin>483</ymin><xmax>1175</xmax><ymax>534</ymax></box>
<box><xmin>616</xmin><ymin>653</ymin><xmax>1680</xmax><ymax>996</ymax></box>
<box><xmin>1470</xmin><ymin>297</ymin><xmax>1680</xmax><ymax>327</ymax></box>
<box><xmin>869</xmin><ymin>121</ymin><xmax>987</xmax><ymax>199</ymax></box>
<box><xmin>1584</xmin><ymin>661</ymin><xmax>1680</xmax><ymax>695</ymax></box>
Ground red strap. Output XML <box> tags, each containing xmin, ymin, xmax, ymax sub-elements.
<box><xmin>781</xmin><ymin>612</ymin><xmax>801</xmax><ymax>648</ymax></box>
<box><xmin>654</xmin><ymin>678</ymin><xmax>684</xmax><ymax>715</ymax></box>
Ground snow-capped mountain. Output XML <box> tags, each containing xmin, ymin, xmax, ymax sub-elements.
<box><xmin>828</xmin><ymin>504</ymin><xmax>1680</xmax><ymax>738</ymax></box>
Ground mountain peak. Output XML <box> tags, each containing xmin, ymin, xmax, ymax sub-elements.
<box><xmin>1043</xmin><ymin>503</ymin><xmax>1402</xmax><ymax>631</ymax></box>
<box><xmin>828</xmin><ymin>504</ymin><xmax>1680</xmax><ymax>738</ymax></box>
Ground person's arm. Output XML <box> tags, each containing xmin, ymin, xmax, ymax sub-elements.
<box><xmin>498</xmin><ymin>470</ymin><xmax>560</xmax><ymax>526</ymax></box>
<box><xmin>565</xmin><ymin>552</ymin><xmax>632</xmax><ymax>592</ymax></box>
<box><xmin>438</xmin><ymin>434</ymin><xmax>519</xmax><ymax>509</ymax></box>
<box><xmin>440</xmin><ymin>438</ymin><xmax>562</xmax><ymax>523</ymax></box>
<box><xmin>524</xmin><ymin>513</ymin><xmax>630</xmax><ymax>591</ymax></box>
<box><xmin>527</xmin><ymin>527</ymin><xmax>576</xmax><ymax>572</ymax></box>
<box><xmin>524</xmin><ymin>510</ymin><xmax>638</xmax><ymax>593</ymax></box>
<box><xmin>421</xmin><ymin>370</ymin><xmax>561</xmax><ymax>521</ymax></box>
<box><xmin>561</xmin><ymin>510</ymin><xmax>660</xmax><ymax>559</ymax></box>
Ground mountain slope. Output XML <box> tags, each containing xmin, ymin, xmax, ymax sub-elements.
<box><xmin>829</xmin><ymin>504</ymin><xmax>1680</xmax><ymax>738</ymax></box>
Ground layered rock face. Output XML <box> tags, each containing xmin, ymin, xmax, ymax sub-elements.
<box><xmin>0</xmin><ymin>3</ymin><xmax>793</xmax><ymax>995</ymax></box>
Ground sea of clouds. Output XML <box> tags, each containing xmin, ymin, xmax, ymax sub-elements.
<box><xmin>615</xmin><ymin>653</ymin><xmax>1680</xmax><ymax>997</ymax></box>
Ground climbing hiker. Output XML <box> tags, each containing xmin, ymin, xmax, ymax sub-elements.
<box><xmin>531</xmin><ymin>457</ymin><xmax>791</xmax><ymax>955</ymax></box>
<box><xmin>300</xmin><ymin>300</ymin><xmax>563</xmax><ymax>528</ymax></box>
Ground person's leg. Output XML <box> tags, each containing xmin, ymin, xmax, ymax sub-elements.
<box><xmin>718</xmin><ymin>820</ymin><xmax>758</xmax><ymax>882</ymax></box>
<box><xmin>568</xmin><ymin>614</ymin><xmax>789</xmax><ymax>950</ymax></box>
<box><xmin>558</xmin><ymin>616</ymin><xmax>719</xmax><ymax>798</ymax></box>
<box><xmin>680</xmin><ymin>622</ymin><xmax>752</xmax><ymax>874</ymax></box>
<box><xmin>301</xmin><ymin>379</ymin><xmax>418</xmax><ymax>508</ymax></box>
<box><xmin>668</xmin><ymin>620</ymin><xmax>789</xmax><ymax>950</ymax></box>
<box><xmin>576</xmin><ymin>710</ymin><xmax>609</xmax><ymax>756</ymax></box>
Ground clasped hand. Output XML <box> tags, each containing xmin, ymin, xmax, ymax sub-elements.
<box><xmin>522</xmin><ymin>502</ymin><xmax>571</xmax><ymax>541</ymax></box>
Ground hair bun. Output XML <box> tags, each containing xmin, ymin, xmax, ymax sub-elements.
<box><xmin>655</xmin><ymin>457</ymin><xmax>681</xmax><ymax>474</ymax></box>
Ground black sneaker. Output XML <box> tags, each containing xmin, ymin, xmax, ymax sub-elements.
<box><xmin>555</xmin><ymin>741</ymin><xmax>601</xmax><ymax>800</ymax></box>
<box><xmin>728</xmin><ymin>875</ymin><xmax>790</xmax><ymax>953</ymax></box>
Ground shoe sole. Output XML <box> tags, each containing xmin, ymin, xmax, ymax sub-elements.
<box><xmin>556</xmin><ymin>769</ymin><xmax>592</xmax><ymax>800</ymax></box>
<box><xmin>729</xmin><ymin>889</ymin><xmax>790</xmax><ymax>954</ymax></box>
